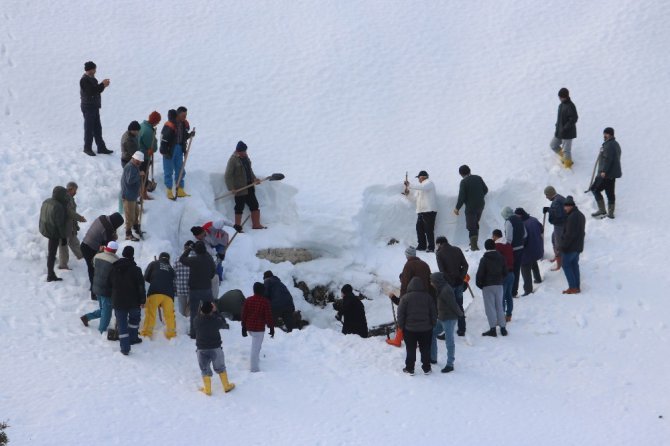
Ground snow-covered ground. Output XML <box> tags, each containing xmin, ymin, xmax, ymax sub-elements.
<box><xmin>1</xmin><ymin>1</ymin><xmax>669</xmax><ymax>444</ymax></box>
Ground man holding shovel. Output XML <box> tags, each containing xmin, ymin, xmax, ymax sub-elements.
<box><xmin>224</xmin><ymin>141</ymin><xmax>266</xmax><ymax>230</ymax></box>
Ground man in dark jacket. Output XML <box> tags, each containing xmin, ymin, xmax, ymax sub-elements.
<box><xmin>39</xmin><ymin>186</ymin><xmax>69</xmax><ymax>282</ymax></box>
<box><xmin>109</xmin><ymin>246</ymin><xmax>146</xmax><ymax>355</ymax></box>
<box><xmin>549</xmin><ymin>87</ymin><xmax>578</xmax><ymax>168</ymax></box>
<box><xmin>120</xmin><ymin>121</ymin><xmax>141</xmax><ymax>167</ymax></box>
<box><xmin>560</xmin><ymin>196</ymin><xmax>586</xmax><ymax>294</ymax></box>
<box><xmin>263</xmin><ymin>271</ymin><xmax>296</xmax><ymax>332</ymax></box>
<box><xmin>194</xmin><ymin>302</ymin><xmax>235</xmax><ymax>395</ymax></box>
<box><xmin>80</xmin><ymin>61</ymin><xmax>112</xmax><ymax>156</ymax></box>
<box><xmin>430</xmin><ymin>273</ymin><xmax>463</xmax><ymax>373</ymax></box>
<box><xmin>179</xmin><ymin>241</ymin><xmax>216</xmax><ymax>338</ymax></box>
<box><xmin>80</xmin><ymin>212</ymin><xmax>124</xmax><ymax>299</ymax></box>
<box><xmin>515</xmin><ymin>208</ymin><xmax>543</xmax><ymax>296</ymax></box>
<box><xmin>543</xmin><ymin>186</ymin><xmax>566</xmax><ymax>271</ymax></box>
<box><xmin>224</xmin><ymin>141</ymin><xmax>265</xmax><ymax>229</ymax></box>
<box><xmin>397</xmin><ymin>277</ymin><xmax>436</xmax><ymax>375</ymax></box>
<box><xmin>80</xmin><ymin>241</ymin><xmax>118</xmax><ymax>333</ymax></box>
<box><xmin>334</xmin><ymin>284</ymin><xmax>368</xmax><ymax>338</ymax></box>
<box><xmin>453</xmin><ymin>165</ymin><xmax>488</xmax><ymax>251</ymax></box>
<box><xmin>215</xmin><ymin>289</ymin><xmax>246</xmax><ymax>321</ymax></box>
<box><xmin>502</xmin><ymin>206</ymin><xmax>527</xmax><ymax>297</ymax></box>
<box><xmin>435</xmin><ymin>236</ymin><xmax>468</xmax><ymax>336</ymax></box>
<box><xmin>591</xmin><ymin>127</ymin><xmax>622</xmax><ymax>219</ymax></box>
<box><xmin>476</xmin><ymin>239</ymin><xmax>508</xmax><ymax>337</ymax></box>
<box><xmin>141</xmin><ymin>253</ymin><xmax>176</xmax><ymax>339</ymax></box>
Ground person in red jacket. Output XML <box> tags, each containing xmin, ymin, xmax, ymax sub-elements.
<box><xmin>241</xmin><ymin>282</ymin><xmax>274</xmax><ymax>372</ymax></box>
<box><xmin>492</xmin><ymin>229</ymin><xmax>515</xmax><ymax>322</ymax></box>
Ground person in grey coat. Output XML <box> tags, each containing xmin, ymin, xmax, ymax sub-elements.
<box><xmin>58</xmin><ymin>182</ymin><xmax>87</xmax><ymax>270</ymax></box>
<box><xmin>430</xmin><ymin>272</ymin><xmax>463</xmax><ymax>373</ymax></box>
<box><xmin>476</xmin><ymin>239</ymin><xmax>508</xmax><ymax>337</ymax></box>
<box><xmin>590</xmin><ymin>127</ymin><xmax>622</xmax><ymax>219</ymax></box>
<box><xmin>397</xmin><ymin>277</ymin><xmax>437</xmax><ymax>375</ymax></box>
<box><xmin>120</xmin><ymin>151</ymin><xmax>145</xmax><ymax>241</ymax></box>
<box><xmin>120</xmin><ymin>121</ymin><xmax>141</xmax><ymax>167</ymax></box>
<box><xmin>543</xmin><ymin>186</ymin><xmax>566</xmax><ymax>271</ymax></box>
<box><xmin>549</xmin><ymin>87</ymin><xmax>578</xmax><ymax>168</ymax></box>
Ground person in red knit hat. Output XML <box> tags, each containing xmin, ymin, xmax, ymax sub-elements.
<box><xmin>241</xmin><ymin>282</ymin><xmax>274</xmax><ymax>372</ymax></box>
<box><xmin>138</xmin><ymin>111</ymin><xmax>162</xmax><ymax>200</ymax></box>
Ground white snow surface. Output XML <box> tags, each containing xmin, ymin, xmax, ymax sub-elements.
<box><xmin>1</xmin><ymin>1</ymin><xmax>669</xmax><ymax>444</ymax></box>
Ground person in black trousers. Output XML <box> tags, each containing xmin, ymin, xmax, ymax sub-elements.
<box><xmin>80</xmin><ymin>61</ymin><xmax>112</xmax><ymax>156</ymax></box>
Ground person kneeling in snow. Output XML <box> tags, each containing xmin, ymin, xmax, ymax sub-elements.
<box><xmin>110</xmin><ymin>246</ymin><xmax>146</xmax><ymax>355</ymax></box>
<box><xmin>263</xmin><ymin>271</ymin><xmax>296</xmax><ymax>332</ymax></box>
<box><xmin>333</xmin><ymin>284</ymin><xmax>368</xmax><ymax>338</ymax></box>
<box><xmin>194</xmin><ymin>301</ymin><xmax>235</xmax><ymax>395</ymax></box>
<box><xmin>241</xmin><ymin>282</ymin><xmax>274</xmax><ymax>372</ymax></box>
<box><xmin>141</xmin><ymin>252</ymin><xmax>177</xmax><ymax>339</ymax></box>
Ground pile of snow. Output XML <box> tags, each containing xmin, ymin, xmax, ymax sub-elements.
<box><xmin>0</xmin><ymin>1</ymin><xmax>668</xmax><ymax>444</ymax></box>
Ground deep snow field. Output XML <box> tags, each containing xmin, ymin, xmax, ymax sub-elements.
<box><xmin>1</xmin><ymin>1</ymin><xmax>669</xmax><ymax>445</ymax></box>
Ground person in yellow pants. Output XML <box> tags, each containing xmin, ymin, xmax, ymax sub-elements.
<box><xmin>141</xmin><ymin>252</ymin><xmax>177</xmax><ymax>339</ymax></box>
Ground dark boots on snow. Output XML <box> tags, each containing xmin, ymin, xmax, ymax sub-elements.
<box><xmin>482</xmin><ymin>328</ymin><xmax>497</xmax><ymax>337</ymax></box>
<box><xmin>607</xmin><ymin>203</ymin><xmax>615</xmax><ymax>219</ymax></box>
<box><xmin>469</xmin><ymin>236</ymin><xmax>479</xmax><ymax>251</ymax></box>
<box><xmin>591</xmin><ymin>199</ymin><xmax>607</xmax><ymax>218</ymax></box>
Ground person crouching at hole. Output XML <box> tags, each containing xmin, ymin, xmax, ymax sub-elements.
<box><xmin>241</xmin><ymin>282</ymin><xmax>274</xmax><ymax>372</ymax></box>
<box><xmin>179</xmin><ymin>241</ymin><xmax>216</xmax><ymax>339</ymax></box>
<box><xmin>263</xmin><ymin>271</ymin><xmax>296</xmax><ymax>333</ymax></box>
<box><xmin>333</xmin><ymin>284</ymin><xmax>368</xmax><ymax>338</ymax></box>
<box><xmin>141</xmin><ymin>252</ymin><xmax>177</xmax><ymax>340</ymax></box>
<box><xmin>397</xmin><ymin>277</ymin><xmax>437</xmax><ymax>376</ymax></box>
<box><xmin>194</xmin><ymin>301</ymin><xmax>235</xmax><ymax>395</ymax></box>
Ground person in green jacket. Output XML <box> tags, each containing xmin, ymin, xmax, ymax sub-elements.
<box><xmin>138</xmin><ymin>111</ymin><xmax>161</xmax><ymax>200</ymax></box>
<box><xmin>39</xmin><ymin>186</ymin><xmax>69</xmax><ymax>282</ymax></box>
<box><xmin>453</xmin><ymin>165</ymin><xmax>488</xmax><ymax>251</ymax></box>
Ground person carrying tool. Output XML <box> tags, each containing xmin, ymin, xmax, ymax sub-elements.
<box><xmin>224</xmin><ymin>141</ymin><xmax>266</xmax><ymax>229</ymax></box>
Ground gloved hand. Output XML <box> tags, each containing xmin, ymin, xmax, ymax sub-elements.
<box><xmin>216</xmin><ymin>252</ymin><xmax>225</xmax><ymax>261</ymax></box>
<box><xmin>543</xmin><ymin>206</ymin><xmax>550</xmax><ymax>214</ymax></box>
<box><xmin>269</xmin><ymin>327</ymin><xmax>275</xmax><ymax>338</ymax></box>
<box><xmin>242</xmin><ymin>327</ymin><xmax>248</xmax><ymax>337</ymax></box>
<box><xmin>233</xmin><ymin>224</ymin><xmax>243</xmax><ymax>233</ymax></box>
<box><xmin>60</xmin><ymin>238</ymin><xmax>67</xmax><ymax>246</ymax></box>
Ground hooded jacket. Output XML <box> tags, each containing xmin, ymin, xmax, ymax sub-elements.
<box><xmin>109</xmin><ymin>257</ymin><xmax>146</xmax><ymax>310</ymax></box>
<box><xmin>335</xmin><ymin>289</ymin><xmax>368</xmax><ymax>338</ymax></box>
<box><xmin>475</xmin><ymin>250</ymin><xmax>507</xmax><ymax>289</ymax></box>
<box><xmin>82</xmin><ymin>213</ymin><xmax>124</xmax><ymax>251</ymax></box>
<box><xmin>39</xmin><ymin>186</ymin><xmax>68</xmax><ymax>240</ymax></box>
<box><xmin>397</xmin><ymin>277</ymin><xmax>436</xmax><ymax>332</ymax></box>
<box><xmin>435</xmin><ymin>242</ymin><xmax>468</xmax><ymax>287</ymax></box>
<box><xmin>431</xmin><ymin>272</ymin><xmax>464</xmax><ymax>321</ymax></box>
<box><xmin>548</xmin><ymin>193</ymin><xmax>567</xmax><ymax>226</ymax></box>
<box><xmin>400</xmin><ymin>256</ymin><xmax>433</xmax><ymax>297</ymax></box>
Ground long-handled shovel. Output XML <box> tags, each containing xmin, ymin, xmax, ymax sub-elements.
<box><xmin>173</xmin><ymin>128</ymin><xmax>195</xmax><ymax>201</ymax></box>
<box><xmin>215</xmin><ymin>173</ymin><xmax>285</xmax><ymax>201</ymax></box>
<box><xmin>584</xmin><ymin>151</ymin><xmax>602</xmax><ymax>193</ymax></box>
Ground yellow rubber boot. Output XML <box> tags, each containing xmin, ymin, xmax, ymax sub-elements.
<box><xmin>563</xmin><ymin>158</ymin><xmax>574</xmax><ymax>169</ymax></box>
<box><xmin>177</xmin><ymin>187</ymin><xmax>190</xmax><ymax>198</ymax></box>
<box><xmin>199</xmin><ymin>376</ymin><xmax>212</xmax><ymax>396</ymax></box>
<box><xmin>167</xmin><ymin>189</ymin><xmax>175</xmax><ymax>200</ymax></box>
<box><xmin>219</xmin><ymin>372</ymin><xmax>235</xmax><ymax>393</ymax></box>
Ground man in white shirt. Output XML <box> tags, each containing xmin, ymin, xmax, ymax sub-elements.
<box><xmin>405</xmin><ymin>170</ymin><xmax>438</xmax><ymax>252</ymax></box>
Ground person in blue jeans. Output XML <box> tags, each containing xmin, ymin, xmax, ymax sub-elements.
<box><xmin>159</xmin><ymin>107</ymin><xmax>195</xmax><ymax>199</ymax></box>
<box><xmin>559</xmin><ymin>196</ymin><xmax>585</xmax><ymax>294</ymax></box>
<box><xmin>430</xmin><ymin>273</ymin><xmax>464</xmax><ymax>373</ymax></box>
<box><xmin>492</xmin><ymin>229</ymin><xmax>515</xmax><ymax>321</ymax></box>
<box><xmin>109</xmin><ymin>246</ymin><xmax>146</xmax><ymax>355</ymax></box>
<box><xmin>80</xmin><ymin>241</ymin><xmax>119</xmax><ymax>332</ymax></box>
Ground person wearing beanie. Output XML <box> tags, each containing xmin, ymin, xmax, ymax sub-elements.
<box><xmin>560</xmin><ymin>196</ymin><xmax>585</xmax><ymax>294</ymax></box>
<box><xmin>404</xmin><ymin>170</ymin><xmax>438</xmax><ymax>252</ymax></box>
<box><xmin>80</xmin><ymin>61</ymin><xmax>112</xmax><ymax>156</ymax></box>
<box><xmin>501</xmin><ymin>206</ymin><xmax>527</xmax><ymax>297</ymax></box>
<box><xmin>191</xmin><ymin>219</ymin><xmax>237</xmax><ymax>298</ymax></box>
<box><xmin>180</xmin><ymin>240</ymin><xmax>217</xmax><ymax>338</ymax></box>
<box><xmin>109</xmin><ymin>244</ymin><xmax>146</xmax><ymax>355</ymax></box>
<box><xmin>80</xmin><ymin>212</ymin><xmax>124</xmax><ymax>299</ymax></box>
<box><xmin>476</xmin><ymin>239</ymin><xmax>508</xmax><ymax>337</ymax></box>
<box><xmin>194</xmin><ymin>301</ymin><xmax>235</xmax><ymax>395</ymax></box>
<box><xmin>137</xmin><ymin>112</ymin><xmax>161</xmax><ymax>201</ymax></box>
<box><xmin>263</xmin><ymin>271</ymin><xmax>296</xmax><ymax>332</ymax></box>
<box><xmin>435</xmin><ymin>236</ymin><xmax>468</xmax><ymax>336</ymax></box>
<box><xmin>38</xmin><ymin>186</ymin><xmax>69</xmax><ymax>282</ymax></box>
<box><xmin>387</xmin><ymin>246</ymin><xmax>433</xmax><ymax>347</ymax></box>
<box><xmin>590</xmin><ymin>127</ymin><xmax>622</xmax><ymax>219</ymax></box>
<box><xmin>120</xmin><ymin>151</ymin><xmax>146</xmax><ymax>241</ymax></box>
<box><xmin>242</xmin><ymin>282</ymin><xmax>275</xmax><ymax>372</ymax></box>
<box><xmin>80</xmin><ymin>241</ymin><xmax>119</xmax><ymax>332</ymax></box>
<box><xmin>224</xmin><ymin>140</ymin><xmax>266</xmax><ymax>230</ymax></box>
<box><xmin>120</xmin><ymin>121</ymin><xmax>141</xmax><ymax>168</ymax></box>
<box><xmin>542</xmin><ymin>185</ymin><xmax>567</xmax><ymax>271</ymax></box>
<box><xmin>515</xmin><ymin>208</ymin><xmax>543</xmax><ymax>296</ymax></box>
<box><xmin>159</xmin><ymin>107</ymin><xmax>194</xmax><ymax>199</ymax></box>
<box><xmin>333</xmin><ymin>284</ymin><xmax>368</xmax><ymax>338</ymax></box>
<box><xmin>453</xmin><ymin>165</ymin><xmax>488</xmax><ymax>251</ymax></box>
<box><xmin>491</xmin><ymin>229</ymin><xmax>515</xmax><ymax>322</ymax></box>
<box><xmin>140</xmin><ymin>252</ymin><xmax>177</xmax><ymax>339</ymax></box>
<box><xmin>58</xmin><ymin>181</ymin><xmax>87</xmax><ymax>270</ymax></box>
<box><xmin>549</xmin><ymin>87</ymin><xmax>579</xmax><ymax>168</ymax></box>
<box><xmin>173</xmin><ymin>241</ymin><xmax>195</xmax><ymax>317</ymax></box>
<box><xmin>429</xmin><ymin>272</ymin><xmax>463</xmax><ymax>373</ymax></box>
<box><xmin>396</xmin><ymin>277</ymin><xmax>437</xmax><ymax>375</ymax></box>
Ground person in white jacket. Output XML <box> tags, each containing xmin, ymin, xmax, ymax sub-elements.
<box><xmin>405</xmin><ymin>170</ymin><xmax>438</xmax><ymax>252</ymax></box>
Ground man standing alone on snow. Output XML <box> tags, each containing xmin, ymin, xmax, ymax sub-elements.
<box><xmin>435</xmin><ymin>236</ymin><xmax>468</xmax><ymax>336</ymax></box>
<box><xmin>225</xmin><ymin>141</ymin><xmax>265</xmax><ymax>229</ymax></box>
<box><xmin>549</xmin><ymin>87</ymin><xmax>578</xmax><ymax>168</ymax></box>
<box><xmin>58</xmin><ymin>181</ymin><xmax>86</xmax><ymax>270</ymax></box>
<box><xmin>560</xmin><ymin>196</ymin><xmax>585</xmax><ymax>294</ymax></box>
<box><xmin>39</xmin><ymin>186</ymin><xmax>69</xmax><ymax>282</ymax></box>
<box><xmin>404</xmin><ymin>170</ymin><xmax>438</xmax><ymax>252</ymax></box>
<box><xmin>543</xmin><ymin>186</ymin><xmax>566</xmax><ymax>271</ymax></box>
<box><xmin>453</xmin><ymin>165</ymin><xmax>488</xmax><ymax>251</ymax></box>
<box><xmin>121</xmin><ymin>151</ymin><xmax>145</xmax><ymax>241</ymax></box>
<box><xmin>590</xmin><ymin>127</ymin><xmax>622</xmax><ymax>219</ymax></box>
<box><xmin>80</xmin><ymin>61</ymin><xmax>112</xmax><ymax>156</ymax></box>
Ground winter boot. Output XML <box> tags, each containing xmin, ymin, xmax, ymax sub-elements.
<box><xmin>551</xmin><ymin>255</ymin><xmax>562</xmax><ymax>271</ymax></box>
<box><xmin>505</xmin><ymin>315</ymin><xmax>512</xmax><ymax>323</ymax></box>
<box><xmin>607</xmin><ymin>203</ymin><xmax>615</xmax><ymax>219</ymax></box>
<box><xmin>177</xmin><ymin>187</ymin><xmax>190</xmax><ymax>198</ymax></box>
<box><xmin>80</xmin><ymin>315</ymin><xmax>89</xmax><ymax>327</ymax></box>
<box><xmin>46</xmin><ymin>274</ymin><xmax>63</xmax><ymax>282</ymax></box>
<box><xmin>441</xmin><ymin>365</ymin><xmax>454</xmax><ymax>373</ymax></box>
<box><xmin>482</xmin><ymin>328</ymin><xmax>497</xmax><ymax>337</ymax></box>
<box><xmin>500</xmin><ymin>327</ymin><xmax>508</xmax><ymax>336</ymax></box>
<box><xmin>251</xmin><ymin>210</ymin><xmax>266</xmax><ymax>229</ymax></box>
<box><xmin>166</xmin><ymin>189</ymin><xmax>175</xmax><ymax>200</ymax></box>
<box><xmin>83</xmin><ymin>149</ymin><xmax>96</xmax><ymax>156</ymax></box>
<box><xmin>591</xmin><ymin>199</ymin><xmax>607</xmax><ymax>218</ymax></box>
<box><xmin>219</xmin><ymin>372</ymin><xmax>235</xmax><ymax>393</ymax></box>
<box><xmin>469</xmin><ymin>235</ymin><xmax>479</xmax><ymax>251</ymax></box>
<box><xmin>200</xmin><ymin>376</ymin><xmax>212</xmax><ymax>396</ymax></box>
<box><xmin>234</xmin><ymin>214</ymin><xmax>244</xmax><ymax>233</ymax></box>
<box><xmin>386</xmin><ymin>328</ymin><xmax>404</xmax><ymax>347</ymax></box>
<box><xmin>97</xmin><ymin>147</ymin><xmax>113</xmax><ymax>155</ymax></box>
<box><xmin>125</xmin><ymin>231</ymin><xmax>140</xmax><ymax>242</ymax></box>
<box><xmin>563</xmin><ymin>158</ymin><xmax>574</xmax><ymax>168</ymax></box>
